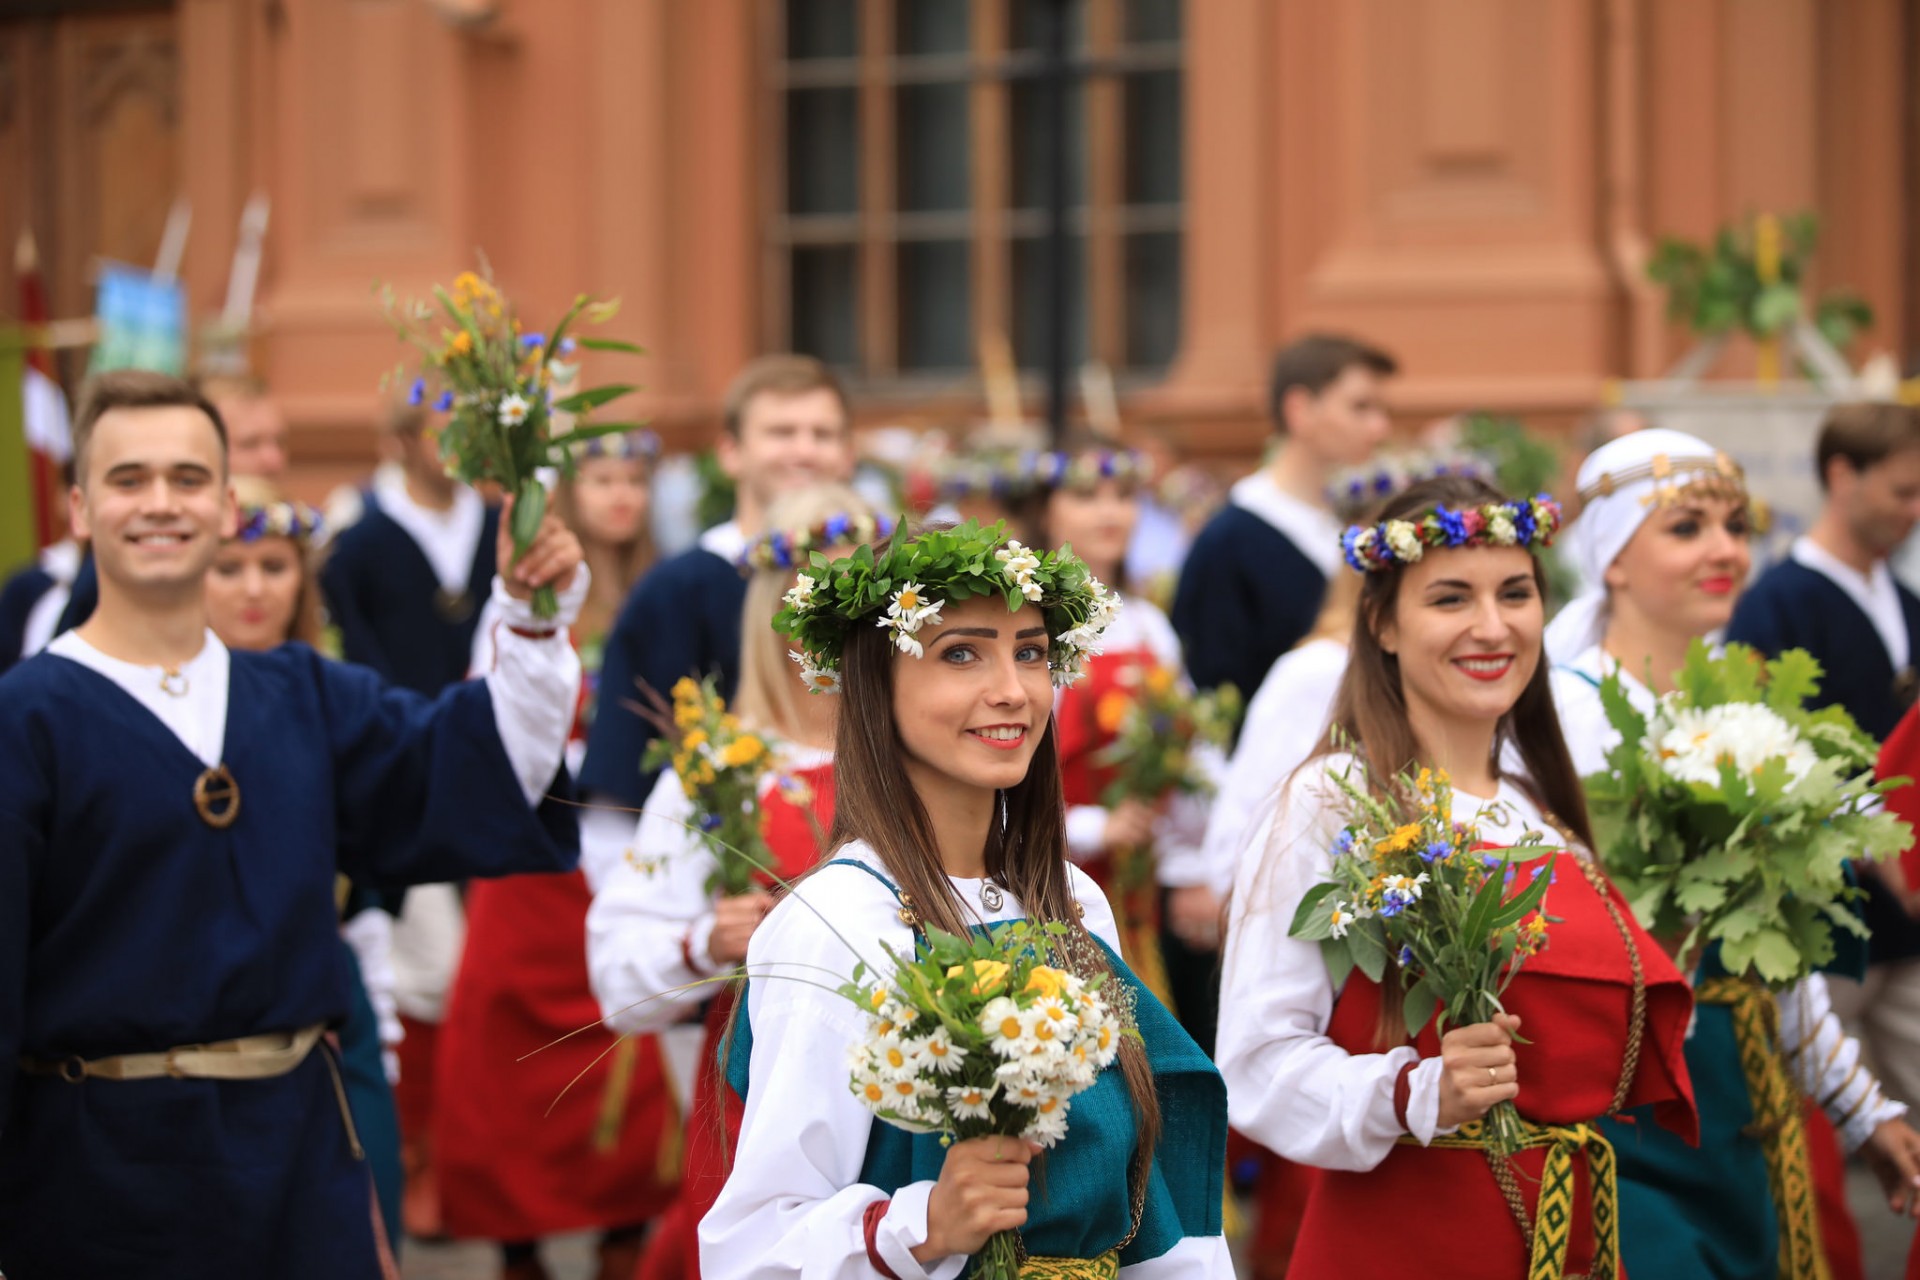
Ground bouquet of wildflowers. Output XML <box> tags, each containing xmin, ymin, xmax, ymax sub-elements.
<box><xmin>1584</xmin><ymin>641</ymin><xmax>1909</xmax><ymax>988</ymax></box>
<box><xmin>382</xmin><ymin>265</ymin><xmax>646</xmax><ymax>617</ymax></box>
<box><xmin>841</xmin><ymin>921</ymin><xmax>1128</xmax><ymax>1280</ymax></box>
<box><xmin>1289</xmin><ymin>762</ymin><xmax>1559</xmax><ymax>1156</ymax></box>
<box><xmin>1091</xmin><ymin>666</ymin><xmax>1239</xmax><ymax>891</ymax></box>
<box><xmin>642</xmin><ymin>677</ymin><xmax>788</xmax><ymax>897</ymax></box>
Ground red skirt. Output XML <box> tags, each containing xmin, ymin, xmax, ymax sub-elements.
<box><xmin>1289</xmin><ymin>851</ymin><xmax>1697</xmax><ymax>1279</ymax></box>
<box><xmin>637</xmin><ymin>991</ymin><xmax>743</xmax><ymax>1280</ymax></box>
<box><xmin>434</xmin><ymin>870</ymin><xmax>678</xmax><ymax>1241</ymax></box>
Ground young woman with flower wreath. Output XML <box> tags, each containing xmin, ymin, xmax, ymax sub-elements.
<box><xmin>431</xmin><ymin>431</ymin><xmax>674</xmax><ymax>1280</ymax></box>
<box><xmin>585</xmin><ymin>483</ymin><xmax>886</xmax><ymax>1280</ymax></box>
<box><xmin>1545</xmin><ymin>430</ymin><xmax>1920</xmax><ymax>1280</ymax></box>
<box><xmin>1219</xmin><ymin>474</ymin><xmax>1699</xmax><ymax>1280</ymax></box>
<box><xmin>700</xmin><ymin>519</ymin><xmax>1230</xmax><ymax>1278</ymax></box>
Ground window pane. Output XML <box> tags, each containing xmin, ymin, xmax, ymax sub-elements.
<box><xmin>1011</xmin><ymin>233</ymin><xmax>1087</xmax><ymax>371</ymax></box>
<box><xmin>786</xmin><ymin>88</ymin><xmax>859</xmax><ymax>215</ymax></box>
<box><xmin>1123</xmin><ymin>0</ymin><xmax>1181</xmax><ymax>44</ymax></box>
<box><xmin>1009</xmin><ymin>0</ymin><xmax>1086</xmax><ymax>52</ymax></box>
<box><xmin>899</xmin><ymin>240</ymin><xmax>974</xmax><ymax>371</ymax></box>
<box><xmin>897</xmin><ymin>0</ymin><xmax>971</xmax><ymax>55</ymax></box>
<box><xmin>1125</xmin><ymin>231</ymin><xmax>1180</xmax><ymax>369</ymax></box>
<box><xmin>1123</xmin><ymin>70</ymin><xmax>1180</xmax><ymax>205</ymax></box>
<box><xmin>1009</xmin><ymin>79</ymin><xmax>1085</xmax><ymax>210</ymax></box>
<box><xmin>786</xmin><ymin>0</ymin><xmax>858</xmax><ymax>59</ymax></box>
<box><xmin>791</xmin><ymin>245</ymin><xmax>859</xmax><ymax>369</ymax></box>
<box><xmin>897</xmin><ymin>83</ymin><xmax>971</xmax><ymax>212</ymax></box>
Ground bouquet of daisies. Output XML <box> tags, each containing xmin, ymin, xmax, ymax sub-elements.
<box><xmin>642</xmin><ymin>676</ymin><xmax>788</xmax><ymax>896</ymax></box>
<box><xmin>1584</xmin><ymin>641</ymin><xmax>1909</xmax><ymax>988</ymax></box>
<box><xmin>381</xmin><ymin>264</ymin><xmax>646</xmax><ymax>617</ymax></box>
<box><xmin>1290</xmin><ymin>761</ymin><xmax>1559</xmax><ymax>1156</ymax></box>
<box><xmin>841</xmin><ymin>920</ymin><xmax>1127</xmax><ymax>1280</ymax></box>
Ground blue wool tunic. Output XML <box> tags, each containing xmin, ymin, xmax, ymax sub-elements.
<box><xmin>0</xmin><ymin>644</ymin><xmax>578</xmax><ymax>1278</ymax></box>
<box><xmin>579</xmin><ymin>540</ymin><xmax>748</xmax><ymax>808</ymax></box>
<box><xmin>1727</xmin><ymin>557</ymin><xmax>1920</xmax><ymax>963</ymax></box>
<box><xmin>319</xmin><ymin>502</ymin><xmax>500</xmax><ymax>695</ymax></box>
<box><xmin>0</xmin><ymin>563</ymin><xmax>56</xmax><ymax>673</ymax></box>
<box><xmin>1171</xmin><ymin>503</ymin><xmax>1328</xmax><ymax>710</ymax></box>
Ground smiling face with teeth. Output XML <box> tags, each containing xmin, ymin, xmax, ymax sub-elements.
<box><xmin>72</xmin><ymin>404</ymin><xmax>238</xmax><ymax>603</ymax></box>
<box><xmin>891</xmin><ymin>593</ymin><xmax>1056</xmax><ymax>806</ymax></box>
<box><xmin>1375</xmin><ymin>544</ymin><xmax>1544</xmax><ymax>740</ymax></box>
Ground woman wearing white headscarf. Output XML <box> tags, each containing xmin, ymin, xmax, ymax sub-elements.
<box><xmin>1548</xmin><ymin>430</ymin><xmax>1920</xmax><ymax>1280</ymax></box>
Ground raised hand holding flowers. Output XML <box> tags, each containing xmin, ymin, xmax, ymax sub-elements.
<box><xmin>382</xmin><ymin>264</ymin><xmax>647</xmax><ymax>617</ymax></box>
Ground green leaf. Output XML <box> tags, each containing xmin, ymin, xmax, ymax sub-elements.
<box><xmin>1750</xmin><ymin>282</ymin><xmax>1803</xmax><ymax>335</ymax></box>
<box><xmin>1324</xmin><ymin>939</ymin><xmax>1356</xmax><ymax>990</ymax></box>
<box><xmin>1350</xmin><ymin>926</ymin><xmax>1389</xmax><ymax>984</ymax></box>
<box><xmin>1401</xmin><ymin>976</ymin><xmax>1439</xmax><ymax>1040</ymax></box>
<box><xmin>548</xmin><ymin>420</ymin><xmax>650</xmax><ymax>451</ymax></box>
<box><xmin>510</xmin><ymin>479</ymin><xmax>546</xmax><ymax>551</ymax></box>
<box><xmin>1288</xmin><ymin>882</ymin><xmax>1342</xmax><ymax>940</ymax></box>
<box><xmin>1763</xmin><ymin>649</ymin><xmax>1824</xmax><ymax>714</ymax></box>
<box><xmin>1748</xmin><ymin>928</ymin><xmax>1803</xmax><ymax>986</ymax></box>
<box><xmin>574</xmin><ymin>336</ymin><xmax>646</xmax><ymax>355</ymax></box>
<box><xmin>553</xmin><ymin>383</ymin><xmax>639</xmax><ymax>414</ymax></box>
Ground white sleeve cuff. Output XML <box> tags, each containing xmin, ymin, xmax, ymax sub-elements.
<box><xmin>483</xmin><ymin>570</ymin><xmax>588</xmax><ymax>806</ymax></box>
<box><xmin>1065</xmin><ymin>805</ymin><xmax>1109</xmax><ymax>862</ymax></box>
<box><xmin>686</xmin><ymin>911</ymin><xmax>720</xmax><ymax>977</ymax></box>
<box><xmin>1405</xmin><ymin>1053</ymin><xmax>1449</xmax><ymax>1143</ymax></box>
<box><xmin>873</xmin><ymin>1182</ymin><xmax>968</xmax><ymax>1280</ymax></box>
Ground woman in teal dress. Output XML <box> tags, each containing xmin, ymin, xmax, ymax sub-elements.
<box><xmin>700</xmin><ymin>521</ymin><xmax>1231</xmax><ymax>1278</ymax></box>
<box><xmin>1547</xmin><ymin>429</ymin><xmax>1920</xmax><ymax>1279</ymax></box>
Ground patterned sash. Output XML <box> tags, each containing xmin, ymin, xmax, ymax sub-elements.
<box><xmin>1694</xmin><ymin>976</ymin><xmax>1829</xmax><ymax>1280</ymax></box>
<box><xmin>1417</xmin><ymin>1116</ymin><xmax>1619</xmax><ymax>1280</ymax></box>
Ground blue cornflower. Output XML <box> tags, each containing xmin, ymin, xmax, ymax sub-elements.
<box><xmin>1529</xmin><ymin>865</ymin><xmax>1558</xmax><ymax>884</ymax></box>
<box><xmin>1397</xmin><ymin>945</ymin><xmax>1414</xmax><ymax>968</ymax></box>
<box><xmin>1436</xmin><ymin>507</ymin><xmax>1471</xmax><ymax>547</ymax></box>
<box><xmin>434</xmin><ymin>390</ymin><xmax>454</xmax><ymax>412</ymax></box>
<box><xmin>1420</xmin><ymin>840</ymin><xmax>1451</xmax><ymax>863</ymax></box>
<box><xmin>521</xmin><ymin>332</ymin><xmax>546</xmax><ymax>350</ymax></box>
<box><xmin>1482</xmin><ymin>853</ymin><xmax>1503</xmax><ymax>870</ymax></box>
<box><xmin>1332</xmin><ymin>829</ymin><xmax>1356</xmax><ymax>858</ymax></box>
<box><xmin>824</xmin><ymin>513</ymin><xmax>850</xmax><ymax>541</ymax></box>
<box><xmin>698</xmin><ymin>812</ymin><xmax>724</xmax><ymax>832</ymax></box>
<box><xmin>558</xmin><ymin>336</ymin><xmax>577</xmax><ymax>355</ymax></box>
<box><xmin>1341</xmin><ymin>529</ymin><xmax>1368</xmax><ymax>572</ymax></box>
<box><xmin>1372</xmin><ymin>472</ymin><xmax>1394</xmax><ymax>495</ymax></box>
<box><xmin>1378</xmin><ymin>898</ymin><xmax>1405</xmax><ymax>919</ymax></box>
<box><xmin>1513</xmin><ymin>503</ymin><xmax>1538</xmax><ymax>543</ymax></box>
<box><xmin>408</xmin><ymin>377</ymin><xmax>426</xmax><ymax>407</ymax></box>
<box><xmin>1503</xmin><ymin>866</ymin><xmax>1517</xmax><ymax>888</ymax></box>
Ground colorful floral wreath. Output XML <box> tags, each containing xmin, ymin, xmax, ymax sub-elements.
<box><xmin>1341</xmin><ymin>494</ymin><xmax>1562</xmax><ymax>573</ymax></box>
<box><xmin>738</xmin><ymin>511</ymin><xmax>898</xmax><ymax>573</ymax></box>
<box><xmin>235</xmin><ymin>500</ymin><xmax>323</xmax><ymax>545</ymax></box>
<box><xmin>1032</xmin><ymin>447</ymin><xmax>1152</xmax><ymax>492</ymax></box>
<box><xmin>771</xmin><ymin>519</ymin><xmax>1121</xmax><ymax>694</ymax></box>
<box><xmin>570</xmin><ymin>428</ymin><xmax>661</xmax><ymax>463</ymax></box>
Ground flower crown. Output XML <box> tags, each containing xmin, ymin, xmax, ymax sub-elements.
<box><xmin>234</xmin><ymin>501</ymin><xmax>323</xmax><ymax>545</ymax></box>
<box><xmin>570</xmin><ymin>428</ymin><xmax>661</xmax><ymax>463</ymax></box>
<box><xmin>771</xmin><ymin>519</ymin><xmax>1121</xmax><ymax>694</ymax></box>
<box><xmin>738</xmin><ymin>511</ymin><xmax>898</xmax><ymax>573</ymax></box>
<box><xmin>1341</xmin><ymin>494</ymin><xmax>1563</xmax><ymax>573</ymax></box>
<box><xmin>1032</xmin><ymin>447</ymin><xmax>1152</xmax><ymax>492</ymax></box>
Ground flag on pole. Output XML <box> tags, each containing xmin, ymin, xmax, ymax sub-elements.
<box><xmin>15</xmin><ymin>230</ymin><xmax>70</xmax><ymax>549</ymax></box>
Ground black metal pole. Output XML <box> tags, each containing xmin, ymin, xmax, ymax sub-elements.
<box><xmin>1043</xmin><ymin>0</ymin><xmax>1072</xmax><ymax>445</ymax></box>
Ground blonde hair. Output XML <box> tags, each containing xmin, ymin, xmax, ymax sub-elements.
<box><xmin>733</xmin><ymin>483</ymin><xmax>881</xmax><ymax>737</ymax></box>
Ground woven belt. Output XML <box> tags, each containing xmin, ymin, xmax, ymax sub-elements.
<box><xmin>1696</xmin><ymin>976</ymin><xmax>1830</xmax><ymax>1280</ymax></box>
<box><xmin>1404</xmin><ymin>1115</ymin><xmax>1620</xmax><ymax>1280</ymax></box>
<box><xmin>1019</xmin><ymin>1250</ymin><xmax>1119</xmax><ymax>1279</ymax></box>
<box><xmin>19</xmin><ymin>1023</ymin><xmax>327</xmax><ymax>1083</ymax></box>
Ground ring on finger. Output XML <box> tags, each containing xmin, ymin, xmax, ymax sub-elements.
<box><xmin>1487</xmin><ymin>1066</ymin><xmax>1499</xmax><ymax>1085</ymax></box>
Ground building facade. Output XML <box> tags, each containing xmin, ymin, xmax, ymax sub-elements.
<box><xmin>1</xmin><ymin>0</ymin><xmax>1914</xmax><ymax>495</ymax></box>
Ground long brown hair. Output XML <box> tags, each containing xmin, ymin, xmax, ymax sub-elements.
<box><xmin>825</xmin><ymin>614</ymin><xmax>1164</xmax><ymax>1166</ymax></box>
<box><xmin>555</xmin><ymin>457</ymin><xmax>656</xmax><ymax>645</ymax></box>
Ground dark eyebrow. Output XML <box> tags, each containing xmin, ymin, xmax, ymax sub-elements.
<box><xmin>1016</xmin><ymin>627</ymin><xmax>1047</xmax><ymax>639</ymax></box>
<box><xmin>1425</xmin><ymin>574</ymin><xmax>1534</xmax><ymax>592</ymax></box>
<box><xmin>929</xmin><ymin>626</ymin><xmax>998</xmax><ymax>641</ymax></box>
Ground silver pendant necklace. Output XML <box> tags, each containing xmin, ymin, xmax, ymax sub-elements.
<box><xmin>979</xmin><ymin>881</ymin><xmax>1005</xmax><ymax>911</ymax></box>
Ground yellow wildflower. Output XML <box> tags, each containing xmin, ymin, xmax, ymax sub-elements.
<box><xmin>446</xmin><ymin>329</ymin><xmax>473</xmax><ymax>357</ymax></box>
<box><xmin>1143</xmin><ymin>666</ymin><xmax>1176</xmax><ymax>697</ymax></box>
<box><xmin>1095</xmin><ymin>690</ymin><xmax>1132</xmax><ymax>735</ymax></box>
<box><xmin>946</xmin><ymin>960</ymin><xmax>1011</xmax><ymax>996</ymax></box>
<box><xmin>719</xmin><ymin>735</ymin><xmax>766</xmax><ymax>769</ymax></box>
<box><xmin>682</xmin><ymin>729</ymin><xmax>708</xmax><ymax>754</ymax></box>
<box><xmin>1024</xmin><ymin>966</ymin><xmax>1068</xmax><ymax>999</ymax></box>
<box><xmin>1373</xmin><ymin>823</ymin><xmax>1424</xmax><ymax>856</ymax></box>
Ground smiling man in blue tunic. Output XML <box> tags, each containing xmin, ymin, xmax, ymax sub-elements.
<box><xmin>0</xmin><ymin>370</ymin><xmax>588</xmax><ymax>1279</ymax></box>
